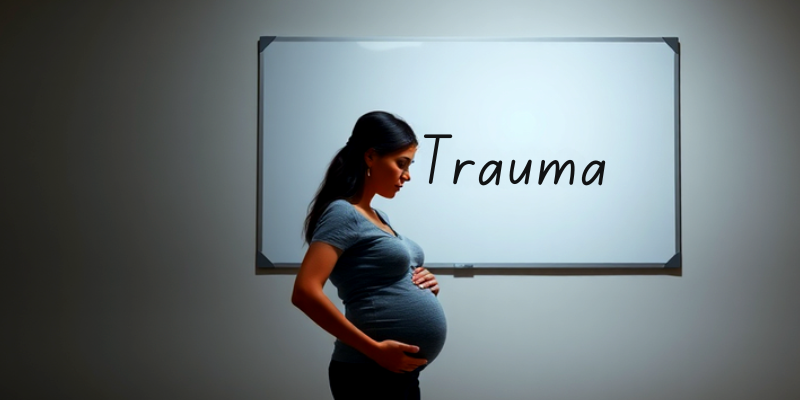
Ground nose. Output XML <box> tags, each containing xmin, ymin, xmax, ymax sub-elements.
<box><xmin>402</xmin><ymin>170</ymin><xmax>411</xmax><ymax>182</ymax></box>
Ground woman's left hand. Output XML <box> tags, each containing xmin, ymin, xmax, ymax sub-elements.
<box><xmin>412</xmin><ymin>267</ymin><xmax>439</xmax><ymax>296</ymax></box>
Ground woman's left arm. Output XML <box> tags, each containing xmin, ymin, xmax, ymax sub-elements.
<box><xmin>412</xmin><ymin>267</ymin><xmax>439</xmax><ymax>296</ymax></box>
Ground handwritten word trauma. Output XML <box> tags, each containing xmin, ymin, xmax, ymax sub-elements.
<box><xmin>424</xmin><ymin>135</ymin><xmax>605</xmax><ymax>186</ymax></box>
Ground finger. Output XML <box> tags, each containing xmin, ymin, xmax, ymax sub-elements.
<box><xmin>402</xmin><ymin>359</ymin><xmax>427</xmax><ymax>370</ymax></box>
<box><xmin>410</xmin><ymin>358</ymin><xmax>428</xmax><ymax>367</ymax></box>
<box><xmin>399</xmin><ymin>360</ymin><xmax>425</xmax><ymax>373</ymax></box>
<box><xmin>401</xmin><ymin>344</ymin><xmax>420</xmax><ymax>353</ymax></box>
<box><xmin>412</xmin><ymin>270</ymin><xmax>432</xmax><ymax>284</ymax></box>
<box><xmin>413</xmin><ymin>267</ymin><xmax>429</xmax><ymax>274</ymax></box>
<box><xmin>430</xmin><ymin>284</ymin><xmax>440</xmax><ymax>295</ymax></box>
<box><xmin>418</xmin><ymin>276</ymin><xmax>437</xmax><ymax>288</ymax></box>
<box><xmin>416</xmin><ymin>271</ymin><xmax>433</xmax><ymax>280</ymax></box>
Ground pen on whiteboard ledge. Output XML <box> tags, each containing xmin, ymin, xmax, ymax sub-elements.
<box><xmin>453</xmin><ymin>263</ymin><xmax>473</xmax><ymax>268</ymax></box>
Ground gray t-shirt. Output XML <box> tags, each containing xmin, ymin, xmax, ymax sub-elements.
<box><xmin>311</xmin><ymin>199</ymin><xmax>447</xmax><ymax>365</ymax></box>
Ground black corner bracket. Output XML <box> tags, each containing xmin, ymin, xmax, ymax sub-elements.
<box><xmin>259</xmin><ymin>36</ymin><xmax>277</xmax><ymax>54</ymax></box>
<box><xmin>665</xmin><ymin>252</ymin><xmax>681</xmax><ymax>269</ymax></box>
<box><xmin>257</xmin><ymin>251</ymin><xmax>275</xmax><ymax>268</ymax></box>
<box><xmin>662</xmin><ymin>37</ymin><xmax>680</xmax><ymax>55</ymax></box>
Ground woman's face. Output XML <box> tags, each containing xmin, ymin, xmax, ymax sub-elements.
<box><xmin>366</xmin><ymin>144</ymin><xmax>418</xmax><ymax>199</ymax></box>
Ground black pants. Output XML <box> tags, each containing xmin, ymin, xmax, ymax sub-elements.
<box><xmin>328</xmin><ymin>360</ymin><xmax>421</xmax><ymax>400</ymax></box>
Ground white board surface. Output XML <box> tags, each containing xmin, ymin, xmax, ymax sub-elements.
<box><xmin>257</xmin><ymin>37</ymin><xmax>681</xmax><ymax>268</ymax></box>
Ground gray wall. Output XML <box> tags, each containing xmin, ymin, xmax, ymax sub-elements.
<box><xmin>4</xmin><ymin>0</ymin><xmax>799</xmax><ymax>399</ymax></box>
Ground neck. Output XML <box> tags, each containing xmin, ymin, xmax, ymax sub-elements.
<box><xmin>348</xmin><ymin>188</ymin><xmax>376</xmax><ymax>211</ymax></box>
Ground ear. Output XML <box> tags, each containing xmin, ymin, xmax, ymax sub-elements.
<box><xmin>363</xmin><ymin>148</ymin><xmax>377</xmax><ymax>167</ymax></box>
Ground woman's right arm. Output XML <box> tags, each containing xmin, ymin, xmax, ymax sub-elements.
<box><xmin>291</xmin><ymin>241</ymin><xmax>427</xmax><ymax>373</ymax></box>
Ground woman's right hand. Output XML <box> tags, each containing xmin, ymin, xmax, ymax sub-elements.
<box><xmin>370</xmin><ymin>340</ymin><xmax>428</xmax><ymax>373</ymax></box>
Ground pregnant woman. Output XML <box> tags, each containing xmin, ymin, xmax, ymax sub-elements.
<box><xmin>292</xmin><ymin>111</ymin><xmax>447</xmax><ymax>400</ymax></box>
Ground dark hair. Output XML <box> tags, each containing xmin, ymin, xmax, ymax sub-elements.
<box><xmin>303</xmin><ymin>111</ymin><xmax>418</xmax><ymax>245</ymax></box>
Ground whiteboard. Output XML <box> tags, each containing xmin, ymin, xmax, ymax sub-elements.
<box><xmin>257</xmin><ymin>37</ymin><xmax>681</xmax><ymax>269</ymax></box>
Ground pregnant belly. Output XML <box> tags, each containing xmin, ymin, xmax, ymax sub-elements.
<box><xmin>350</xmin><ymin>280</ymin><xmax>448</xmax><ymax>364</ymax></box>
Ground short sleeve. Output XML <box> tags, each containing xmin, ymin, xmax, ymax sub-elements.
<box><xmin>311</xmin><ymin>200</ymin><xmax>359</xmax><ymax>251</ymax></box>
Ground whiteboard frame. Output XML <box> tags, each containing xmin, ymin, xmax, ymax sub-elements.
<box><xmin>255</xmin><ymin>36</ymin><xmax>681</xmax><ymax>272</ymax></box>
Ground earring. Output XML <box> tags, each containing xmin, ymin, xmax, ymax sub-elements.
<box><xmin>367</xmin><ymin>168</ymin><xmax>371</xmax><ymax>177</ymax></box>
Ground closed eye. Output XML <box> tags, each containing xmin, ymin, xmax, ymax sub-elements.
<box><xmin>399</xmin><ymin>158</ymin><xmax>414</xmax><ymax>168</ymax></box>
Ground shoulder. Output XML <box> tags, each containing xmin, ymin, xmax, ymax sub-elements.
<box><xmin>312</xmin><ymin>199</ymin><xmax>360</xmax><ymax>249</ymax></box>
<box><xmin>324</xmin><ymin>199</ymin><xmax>355</xmax><ymax>216</ymax></box>
<box><xmin>318</xmin><ymin>199</ymin><xmax>358</xmax><ymax>226</ymax></box>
